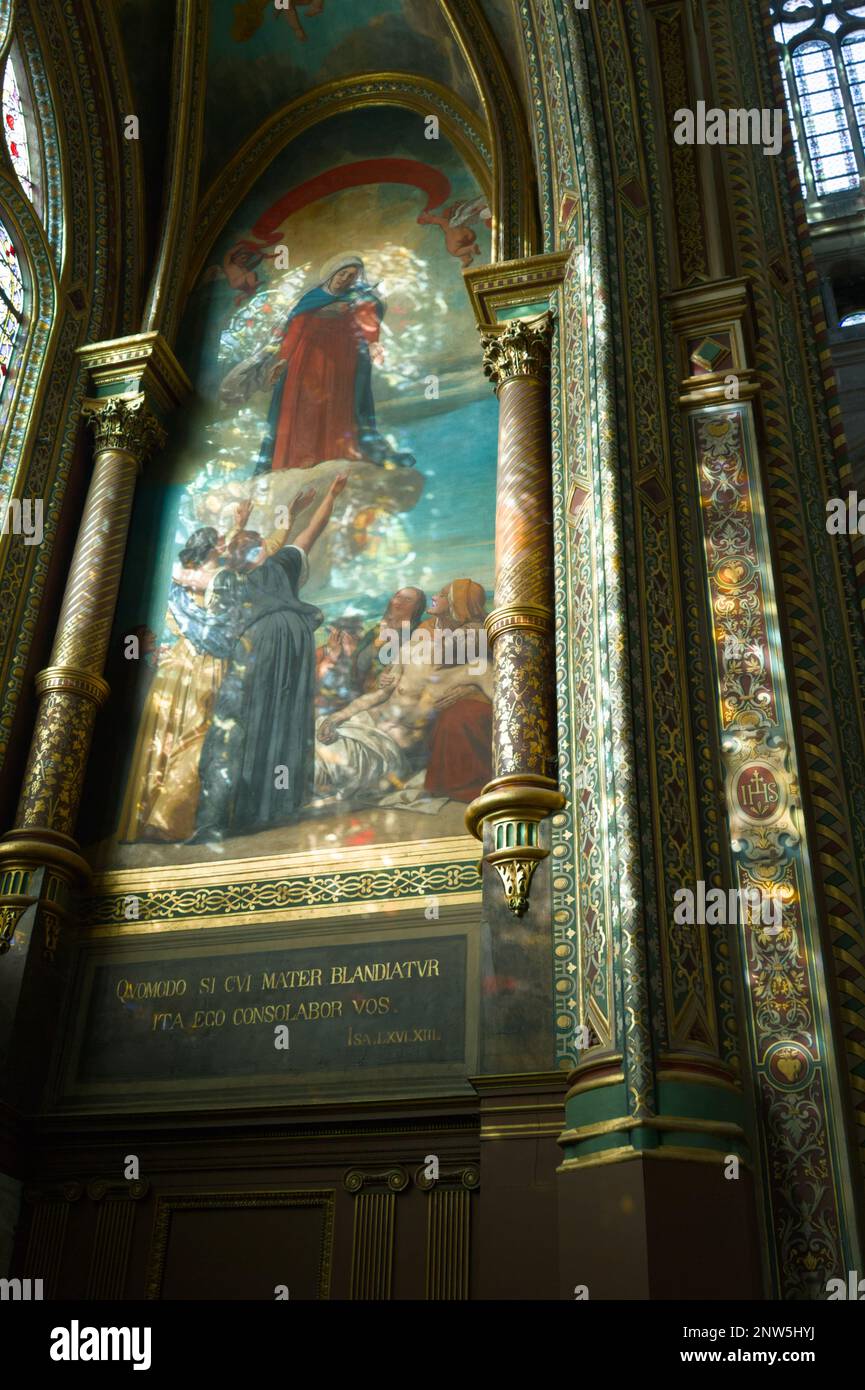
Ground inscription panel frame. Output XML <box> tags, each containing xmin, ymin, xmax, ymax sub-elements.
<box><xmin>52</xmin><ymin>905</ymin><xmax>480</xmax><ymax>1113</ymax></box>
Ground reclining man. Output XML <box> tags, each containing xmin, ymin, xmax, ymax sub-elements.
<box><xmin>314</xmin><ymin>628</ymin><xmax>491</xmax><ymax>803</ymax></box>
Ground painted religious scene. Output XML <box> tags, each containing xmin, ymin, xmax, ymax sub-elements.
<box><xmin>83</xmin><ymin>103</ymin><xmax>497</xmax><ymax>870</ymax></box>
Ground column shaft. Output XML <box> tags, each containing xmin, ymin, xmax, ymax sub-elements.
<box><xmin>467</xmin><ymin>312</ymin><xmax>563</xmax><ymax>915</ymax></box>
<box><xmin>0</xmin><ymin>333</ymin><xmax>182</xmax><ymax>1117</ymax></box>
<box><xmin>490</xmin><ymin>370</ymin><xmax>555</xmax><ymax>779</ymax></box>
<box><xmin>2</xmin><ymin>397</ymin><xmax>163</xmax><ymax>889</ymax></box>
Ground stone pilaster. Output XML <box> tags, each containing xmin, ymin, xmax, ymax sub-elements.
<box><xmin>667</xmin><ymin>280</ymin><xmax>865</xmax><ymax>1295</ymax></box>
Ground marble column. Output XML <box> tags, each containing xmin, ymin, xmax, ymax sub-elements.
<box><xmin>466</xmin><ymin>311</ymin><xmax>564</xmax><ymax>915</ymax></box>
<box><xmin>0</xmin><ymin>333</ymin><xmax>186</xmax><ymax>1112</ymax></box>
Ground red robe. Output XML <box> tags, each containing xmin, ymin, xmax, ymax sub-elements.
<box><xmin>272</xmin><ymin>301</ymin><xmax>381</xmax><ymax>471</ymax></box>
<box><xmin>424</xmin><ymin>699</ymin><xmax>492</xmax><ymax>803</ymax></box>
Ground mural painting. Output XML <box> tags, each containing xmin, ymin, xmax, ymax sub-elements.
<box><xmin>85</xmin><ymin>106</ymin><xmax>497</xmax><ymax>870</ymax></box>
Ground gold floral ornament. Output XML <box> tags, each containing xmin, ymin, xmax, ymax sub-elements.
<box><xmin>479</xmin><ymin>311</ymin><xmax>553</xmax><ymax>389</ymax></box>
<box><xmin>81</xmin><ymin>393</ymin><xmax>166</xmax><ymax>462</ymax></box>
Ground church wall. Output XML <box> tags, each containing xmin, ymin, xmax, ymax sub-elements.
<box><xmin>519</xmin><ymin>0</ymin><xmax>865</xmax><ymax>1296</ymax></box>
<box><xmin>1</xmin><ymin>0</ymin><xmax>864</xmax><ymax>1304</ymax></box>
<box><xmin>0</xmin><ymin>0</ymin><xmax>565</xmax><ymax>1299</ymax></box>
<box><xmin>0</xmin><ymin>0</ymin><xmax>141</xmax><ymax>816</ymax></box>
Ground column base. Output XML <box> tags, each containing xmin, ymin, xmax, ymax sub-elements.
<box><xmin>557</xmin><ymin>1150</ymin><xmax>763</xmax><ymax>1299</ymax></box>
<box><xmin>466</xmin><ymin>774</ymin><xmax>564</xmax><ymax>915</ymax></box>
<box><xmin>0</xmin><ymin>830</ymin><xmax>85</xmax><ymax>1109</ymax></box>
<box><xmin>0</xmin><ymin>827</ymin><xmax>91</xmax><ymax>881</ymax></box>
<box><xmin>0</xmin><ymin>829</ymin><xmax>90</xmax><ymax>953</ymax></box>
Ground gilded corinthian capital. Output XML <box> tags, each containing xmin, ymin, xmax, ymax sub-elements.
<box><xmin>81</xmin><ymin>394</ymin><xmax>166</xmax><ymax>461</ymax></box>
<box><xmin>480</xmin><ymin>311</ymin><xmax>554</xmax><ymax>390</ymax></box>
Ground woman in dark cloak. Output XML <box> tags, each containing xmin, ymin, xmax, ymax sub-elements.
<box><xmin>188</xmin><ymin>474</ymin><xmax>347</xmax><ymax>842</ymax></box>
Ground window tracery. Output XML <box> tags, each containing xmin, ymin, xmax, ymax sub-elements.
<box><xmin>0</xmin><ymin>217</ymin><xmax>22</xmax><ymax>403</ymax></box>
<box><xmin>2</xmin><ymin>50</ymin><xmax>33</xmax><ymax>203</ymax></box>
<box><xmin>771</xmin><ymin>2</ymin><xmax>865</xmax><ymax>202</ymax></box>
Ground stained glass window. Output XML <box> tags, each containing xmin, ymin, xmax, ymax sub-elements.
<box><xmin>780</xmin><ymin>64</ymin><xmax>809</xmax><ymax>188</ymax></box>
<box><xmin>772</xmin><ymin>2</ymin><xmax>865</xmax><ymax>203</ymax></box>
<box><xmin>2</xmin><ymin>53</ymin><xmax>33</xmax><ymax>203</ymax></box>
<box><xmin>0</xmin><ymin>220</ymin><xmax>23</xmax><ymax>398</ymax></box>
<box><xmin>843</xmin><ymin>31</ymin><xmax>865</xmax><ymax>147</ymax></box>
<box><xmin>840</xmin><ymin>307</ymin><xmax>865</xmax><ymax>322</ymax></box>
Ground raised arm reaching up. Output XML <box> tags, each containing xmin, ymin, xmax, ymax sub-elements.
<box><xmin>294</xmin><ymin>472</ymin><xmax>349</xmax><ymax>554</ymax></box>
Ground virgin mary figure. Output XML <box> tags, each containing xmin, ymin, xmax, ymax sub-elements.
<box><xmin>221</xmin><ymin>253</ymin><xmax>414</xmax><ymax>471</ymax></box>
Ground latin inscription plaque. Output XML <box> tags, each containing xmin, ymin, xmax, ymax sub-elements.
<box><xmin>69</xmin><ymin>931</ymin><xmax>470</xmax><ymax>1094</ymax></box>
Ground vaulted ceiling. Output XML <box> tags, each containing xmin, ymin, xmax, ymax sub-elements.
<box><xmin>109</xmin><ymin>0</ymin><xmax>534</xmax><ymax>326</ymax></box>
<box><xmin>114</xmin><ymin>1</ymin><xmax>533</xmax><ymax>192</ymax></box>
<box><xmin>200</xmin><ymin>0</ymin><xmax>484</xmax><ymax>191</ymax></box>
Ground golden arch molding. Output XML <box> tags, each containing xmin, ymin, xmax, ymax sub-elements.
<box><xmin>189</xmin><ymin>73</ymin><xmax>499</xmax><ymax>290</ymax></box>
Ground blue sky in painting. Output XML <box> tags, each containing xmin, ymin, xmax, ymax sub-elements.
<box><xmin>118</xmin><ymin>392</ymin><xmax>498</xmax><ymax>641</ymax></box>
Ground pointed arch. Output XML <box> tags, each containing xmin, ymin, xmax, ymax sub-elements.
<box><xmin>0</xmin><ymin>174</ymin><xmax>58</xmax><ymax>508</ymax></box>
<box><xmin>189</xmin><ymin>75</ymin><xmax>495</xmax><ymax>289</ymax></box>
<box><xmin>4</xmin><ymin>8</ymin><xmax>64</xmax><ymax>262</ymax></box>
<box><xmin>2</xmin><ymin>47</ymin><xmax>36</xmax><ymax>206</ymax></box>
<box><xmin>0</xmin><ymin>210</ymin><xmax>23</xmax><ymax>407</ymax></box>
<box><xmin>770</xmin><ymin>0</ymin><xmax>865</xmax><ymax>205</ymax></box>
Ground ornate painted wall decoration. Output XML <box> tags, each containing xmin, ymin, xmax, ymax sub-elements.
<box><xmin>85</xmin><ymin>840</ymin><xmax>479</xmax><ymax>934</ymax></box>
<box><xmin>690</xmin><ymin>402</ymin><xmax>861</xmax><ymax>1295</ymax></box>
<box><xmin>523</xmin><ymin>0</ymin><xmax>737</xmax><ymax>1116</ymax></box>
<box><xmin>519</xmin><ymin>0</ymin><xmax>618</xmax><ymax>1064</ymax></box>
<box><xmin>709</xmin><ymin>0</ymin><xmax>865</xmax><ymax>1183</ymax></box>
<box><xmin>652</xmin><ymin>4</ymin><xmax>710</xmax><ymax>286</ymax></box>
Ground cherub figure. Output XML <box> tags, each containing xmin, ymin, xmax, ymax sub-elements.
<box><xmin>417</xmin><ymin>197</ymin><xmax>492</xmax><ymax>269</ymax></box>
<box><xmin>201</xmin><ymin>242</ymin><xmax>266</xmax><ymax>305</ymax></box>
<box><xmin>232</xmin><ymin>0</ymin><xmax>326</xmax><ymax>44</ymax></box>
